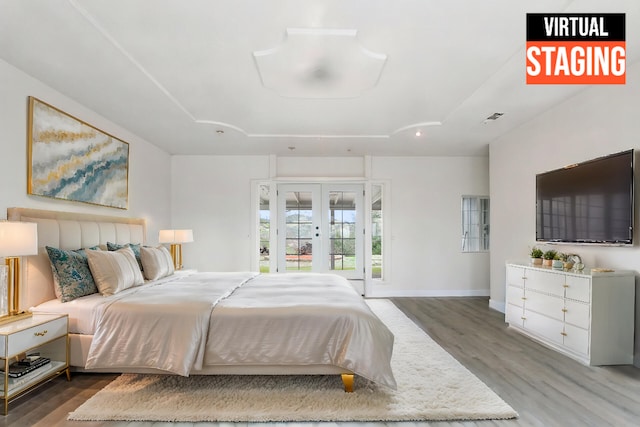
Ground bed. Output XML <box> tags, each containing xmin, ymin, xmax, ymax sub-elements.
<box><xmin>7</xmin><ymin>207</ymin><xmax>396</xmax><ymax>391</ymax></box>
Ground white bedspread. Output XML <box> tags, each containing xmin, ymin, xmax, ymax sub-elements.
<box><xmin>207</xmin><ymin>273</ymin><xmax>397</xmax><ymax>388</ymax></box>
<box><xmin>76</xmin><ymin>272</ymin><xmax>396</xmax><ymax>389</ymax></box>
<box><xmin>85</xmin><ymin>272</ymin><xmax>257</xmax><ymax>376</ymax></box>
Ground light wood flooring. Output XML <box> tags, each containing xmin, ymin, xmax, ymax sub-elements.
<box><xmin>1</xmin><ymin>297</ymin><xmax>638</xmax><ymax>427</ymax></box>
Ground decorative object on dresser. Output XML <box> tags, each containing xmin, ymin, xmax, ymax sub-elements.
<box><xmin>529</xmin><ymin>247</ymin><xmax>543</xmax><ymax>265</ymax></box>
<box><xmin>0</xmin><ymin>221</ymin><xmax>38</xmax><ymax>323</ymax></box>
<box><xmin>541</xmin><ymin>250</ymin><xmax>557</xmax><ymax>267</ymax></box>
<box><xmin>0</xmin><ymin>314</ymin><xmax>70</xmax><ymax>415</ymax></box>
<box><xmin>551</xmin><ymin>252</ymin><xmax>564</xmax><ymax>270</ymax></box>
<box><xmin>158</xmin><ymin>229</ymin><xmax>194</xmax><ymax>270</ymax></box>
<box><xmin>505</xmin><ymin>262</ymin><xmax>635</xmax><ymax>365</ymax></box>
<box><xmin>27</xmin><ymin>97</ymin><xmax>129</xmax><ymax>209</ymax></box>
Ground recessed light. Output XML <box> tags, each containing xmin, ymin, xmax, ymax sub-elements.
<box><xmin>216</xmin><ymin>130</ymin><xmax>224</xmax><ymax>134</ymax></box>
<box><xmin>415</xmin><ymin>130</ymin><xmax>422</xmax><ymax>137</ymax></box>
<box><xmin>288</xmin><ymin>146</ymin><xmax>296</xmax><ymax>151</ymax></box>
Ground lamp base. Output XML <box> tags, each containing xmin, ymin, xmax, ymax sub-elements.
<box><xmin>169</xmin><ymin>244</ymin><xmax>183</xmax><ymax>270</ymax></box>
<box><xmin>0</xmin><ymin>311</ymin><xmax>32</xmax><ymax>326</ymax></box>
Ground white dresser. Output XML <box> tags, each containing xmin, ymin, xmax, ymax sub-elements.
<box><xmin>505</xmin><ymin>262</ymin><xmax>635</xmax><ymax>365</ymax></box>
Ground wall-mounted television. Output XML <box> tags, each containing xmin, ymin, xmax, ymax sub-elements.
<box><xmin>536</xmin><ymin>149</ymin><xmax>634</xmax><ymax>245</ymax></box>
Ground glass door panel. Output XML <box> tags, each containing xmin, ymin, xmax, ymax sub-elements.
<box><xmin>258</xmin><ymin>184</ymin><xmax>271</xmax><ymax>273</ymax></box>
<box><xmin>278</xmin><ymin>185</ymin><xmax>321</xmax><ymax>273</ymax></box>
<box><xmin>328</xmin><ymin>191</ymin><xmax>357</xmax><ymax>272</ymax></box>
<box><xmin>277</xmin><ymin>184</ymin><xmax>363</xmax><ymax>278</ymax></box>
<box><xmin>324</xmin><ymin>185</ymin><xmax>363</xmax><ymax>280</ymax></box>
<box><xmin>285</xmin><ymin>192</ymin><xmax>314</xmax><ymax>271</ymax></box>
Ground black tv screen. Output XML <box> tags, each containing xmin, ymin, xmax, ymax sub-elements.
<box><xmin>536</xmin><ymin>150</ymin><xmax>634</xmax><ymax>244</ymax></box>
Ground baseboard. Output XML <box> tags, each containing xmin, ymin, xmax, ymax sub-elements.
<box><xmin>366</xmin><ymin>288</ymin><xmax>490</xmax><ymax>298</ymax></box>
<box><xmin>489</xmin><ymin>298</ymin><xmax>506</xmax><ymax>313</ymax></box>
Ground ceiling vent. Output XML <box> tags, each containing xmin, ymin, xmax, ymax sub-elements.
<box><xmin>483</xmin><ymin>112</ymin><xmax>505</xmax><ymax>123</ymax></box>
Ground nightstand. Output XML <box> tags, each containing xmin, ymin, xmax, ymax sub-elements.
<box><xmin>0</xmin><ymin>314</ymin><xmax>70</xmax><ymax>415</ymax></box>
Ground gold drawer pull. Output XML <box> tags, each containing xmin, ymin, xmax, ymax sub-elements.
<box><xmin>521</xmin><ymin>317</ymin><xmax>526</xmax><ymax>320</ymax></box>
<box><xmin>521</xmin><ymin>297</ymin><xmax>527</xmax><ymax>300</ymax></box>
<box><xmin>34</xmin><ymin>330</ymin><xmax>48</xmax><ymax>337</ymax></box>
<box><xmin>560</xmin><ymin>332</ymin><xmax>567</xmax><ymax>336</ymax></box>
<box><xmin>563</xmin><ymin>284</ymin><xmax>569</xmax><ymax>288</ymax></box>
<box><xmin>561</xmin><ymin>309</ymin><xmax>568</xmax><ymax>313</ymax></box>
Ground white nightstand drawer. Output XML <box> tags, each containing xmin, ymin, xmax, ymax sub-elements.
<box><xmin>2</xmin><ymin>316</ymin><xmax>67</xmax><ymax>357</ymax></box>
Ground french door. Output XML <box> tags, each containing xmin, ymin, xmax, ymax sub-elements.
<box><xmin>277</xmin><ymin>183</ymin><xmax>363</xmax><ymax>279</ymax></box>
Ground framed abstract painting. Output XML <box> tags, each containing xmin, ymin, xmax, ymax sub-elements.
<box><xmin>27</xmin><ymin>97</ymin><xmax>129</xmax><ymax>209</ymax></box>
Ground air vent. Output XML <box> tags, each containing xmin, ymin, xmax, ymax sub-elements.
<box><xmin>483</xmin><ymin>112</ymin><xmax>505</xmax><ymax>123</ymax></box>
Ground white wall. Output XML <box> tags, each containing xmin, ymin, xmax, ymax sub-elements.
<box><xmin>0</xmin><ymin>59</ymin><xmax>172</xmax><ymax>243</ymax></box>
<box><xmin>370</xmin><ymin>156</ymin><xmax>490</xmax><ymax>296</ymax></box>
<box><xmin>490</xmin><ymin>62</ymin><xmax>640</xmax><ymax>365</ymax></box>
<box><xmin>172</xmin><ymin>155</ymin><xmax>491</xmax><ymax>296</ymax></box>
<box><xmin>171</xmin><ymin>155</ymin><xmax>270</xmax><ymax>271</ymax></box>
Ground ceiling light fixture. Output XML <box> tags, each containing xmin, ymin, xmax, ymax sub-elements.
<box><xmin>415</xmin><ymin>130</ymin><xmax>422</xmax><ymax>137</ymax></box>
<box><xmin>216</xmin><ymin>130</ymin><xmax>224</xmax><ymax>134</ymax></box>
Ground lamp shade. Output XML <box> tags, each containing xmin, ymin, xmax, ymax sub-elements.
<box><xmin>159</xmin><ymin>229</ymin><xmax>194</xmax><ymax>244</ymax></box>
<box><xmin>0</xmin><ymin>222</ymin><xmax>38</xmax><ymax>257</ymax></box>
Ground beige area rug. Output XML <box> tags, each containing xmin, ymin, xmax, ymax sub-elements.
<box><xmin>68</xmin><ymin>299</ymin><xmax>517</xmax><ymax>422</ymax></box>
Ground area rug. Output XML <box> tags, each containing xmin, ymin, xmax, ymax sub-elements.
<box><xmin>68</xmin><ymin>299</ymin><xmax>517</xmax><ymax>422</ymax></box>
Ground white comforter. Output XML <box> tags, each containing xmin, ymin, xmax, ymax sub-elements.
<box><xmin>85</xmin><ymin>272</ymin><xmax>257</xmax><ymax>375</ymax></box>
<box><xmin>85</xmin><ymin>272</ymin><xmax>397</xmax><ymax>389</ymax></box>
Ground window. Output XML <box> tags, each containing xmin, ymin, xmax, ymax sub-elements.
<box><xmin>371</xmin><ymin>184</ymin><xmax>383</xmax><ymax>279</ymax></box>
<box><xmin>461</xmin><ymin>196</ymin><xmax>489</xmax><ymax>252</ymax></box>
<box><xmin>259</xmin><ymin>184</ymin><xmax>271</xmax><ymax>273</ymax></box>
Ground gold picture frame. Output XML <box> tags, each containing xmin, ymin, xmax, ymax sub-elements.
<box><xmin>27</xmin><ymin>97</ymin><xmax>129</xmax><ymax>209</ymax></box>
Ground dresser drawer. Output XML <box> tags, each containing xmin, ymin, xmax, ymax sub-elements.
<box><xmin>526</xmin><ymin>269</ymin><xmax>566</xmax><ymax>297</ymax></box>
<box><xmin>565</xmin><ymin>276</ymin><xmax>590</xmax><ymax>302</ymax></box>
<box><xmin>506</xmin><ymin>266</ymin><xmax>526</xmax><ymax>287</ymax></box>
<box><xmin>4</xmin><ymin>316</ymin><xmax>67</xmax><ymax>357</ymax></box>
<box><xmin>563</xmin><ymin>324</ymin><xmax>589</xmax><ymax>356</ymax></box>
<box><xmin>506</xmin><ymin>303</ymin><xmax>525</xmax><ymax>327</ymax></box>
<box><xmin>525</xmin><ymin>290</ymin><xmax>564</xmax><ymax>321</ymax></box>
<box><xmin>564</xmin><ymin>300</ymin><xmax>590</xmax><ymax>329</ymax></box>
<box><xmin>506</xmin><ymin>285</ymin><xmax>525</xmax><ymax>308</ymax></box>
<box><xmin>523</xmin><ymin>309</ymin><xmax>564</xmax><ymax>346</ymax></box>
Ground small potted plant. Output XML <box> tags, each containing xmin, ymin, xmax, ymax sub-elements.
<box><xmin>542</xmin><ymin>249</ymin><xmax>557</xmax><ymax>267</ymax></box>
<box><xmin>552</xmin><ymin>252</ymin><xmax>565</xmax><ymax>269</ymax></box>
<box><xmin>530</xmin><ymin>247</ymin><xmax>543</xmax><ymax>265</ymax></box>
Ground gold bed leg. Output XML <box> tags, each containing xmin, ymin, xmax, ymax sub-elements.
<box><xmin>341</xmin><ymin>374</ymin><xmax>354</xmax><ymax>393</ymax></box>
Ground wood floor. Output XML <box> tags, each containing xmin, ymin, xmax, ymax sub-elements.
<box><xmin>1</xmin><ymin>297</ymin><xmax>638</xmax><ymax>427</ymax></box>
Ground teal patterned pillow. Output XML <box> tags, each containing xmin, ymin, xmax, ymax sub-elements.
<box><xmin>107</xmin><ymin>242</ymin><xmax>143</xmax><ymax>271</ymax></box>
<box><xmin>46</xmin><ymin>246</ymin><xmax>99</xmax><ymax>302</ymax></box>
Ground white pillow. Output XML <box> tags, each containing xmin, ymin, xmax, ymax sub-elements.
<box><xmin>86</xmin><ymin>247</ymin><xmax>144</xmax><ymax>296</ymax></box>
<box><xmin>140</xmin><ymin>246</ymin><xmax>175</xmax><ymax>281</ymax></box>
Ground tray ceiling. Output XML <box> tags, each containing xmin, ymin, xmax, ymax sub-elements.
<box><xmin>0</xmin><ymin>0</ymin><xmax>638</xmax><ymax>156</ymax></box>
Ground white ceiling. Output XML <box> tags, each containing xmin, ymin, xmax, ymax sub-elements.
<box><xmin>1</xmin><ymin>0</ymin><xmax>638</xmax><ymax>157</ymax></box>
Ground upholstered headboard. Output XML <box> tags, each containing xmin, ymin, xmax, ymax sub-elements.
<box><xmin>7</xmin><ymin>208</ymin><xmax>146</xmax><ymax>310</ymax></box>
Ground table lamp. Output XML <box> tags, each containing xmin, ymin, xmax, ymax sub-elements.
<box><xmin>0</xmin><ymin>221</ymin><xmax>38</xmax><ymax>323</ymax></box>
<box><xmin>158</xmin><ymin>229</ymin><xmax>193</xmax><ymax>270</ymax></box>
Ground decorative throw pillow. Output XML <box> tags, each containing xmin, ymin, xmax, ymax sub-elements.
<box><xmin>46</xmin><ymin>246</ymin><xmax>99</xmax><ymax>303</ymax></box>
<box><xmin>86</xmin><ymin>247</ymin><xmax>144</xmax><ymax>296</ymax></box>
<box><xmin>107</xmin><ymin>242</ymin><xmax>143</xmax><ymax>271</ymax></box>
<box><xmin>140</xmin><ymin>246</ymin><xmax>175</xmax><ymax>281</ymax></box>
